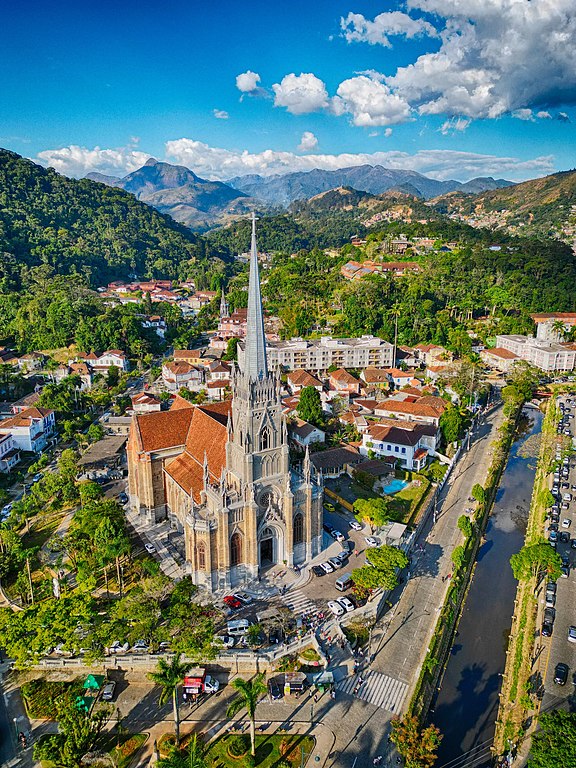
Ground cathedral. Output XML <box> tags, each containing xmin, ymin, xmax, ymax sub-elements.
<box><xmin>127</xmin><ymin>216</ymin><xmax>324</xmax><ymax>591</ymax></box>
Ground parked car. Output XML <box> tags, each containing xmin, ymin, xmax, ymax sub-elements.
<box><xmin>144</xmin><ymin>543</ymin><xmax>156</xmax><ymax>554</ymax></box>
<box><xmin>311</xmin><ymin>565</ymin><xmax>325</xmax><ymax>577</ymax></box>
<box><xmin>101</xmin><ymin>682</ymin><xmax>116</xmax><ymax>701</ymax></box>
<box><xmin>562</xmin><ymin>519</ymin><xmax>571</xmax><ymax>528</ymax></box>
<box><xmin>323</xmin><ymin>523</ymin><xmax>334</xmax><ymax>534</ymax></box>
<box><xmin>569</xmin><ymin>626</ymin><xmax>576</xmax><ymax>644</ymax></box>
<box><xmin>223</xmin><ymin>595</ymin><xmax>242</xmax><ymax>610</ymax></box>
<box><xmin>216</xmin><ymin>635</ymin><xmax>235</xmax><ymax>649</ymax></box>
<box><xmin>328</xmin><ymin>600</ymin><xmax>345</xmax><ymax>617</ymax></box>
<box><xmin>233</xmin><ymin>591</ymin><xmax>252</xmax><ymax>605</ymax></box>
<box><xmin>328</xmin><ymin>557</ymin><xmax>344</xmax><ymax>570</ymax></box>
<box><xmin>560</xmin><ymin>532</ymin><xmax>570</xmax><ymax>543</ymax></box>
<box><xmin>108</xmin><ymin>641</ymin><xmax>129</xmax><ymax>655</ymax></box>
<box><xmin>349</xmin><ymin>520</ymin><xmax>363</xmax><ymax>531</ymax></box>
<box><xmin>320</xmin><ymin>561</ymin><xmax>334</xmax><ymax>574</ymax></box>
<box><xmin>324</xmin><ymin>503</ymin><xmax>335</xmax><ymax>512</ymax></box>
<box><xmin>541</xmin><ymin>621</ymin><xmax>553</xmax><ymax>638</ymax></box>
<box><xmin>268</xmin><ymin>677</ymin><xmax>283</xmax><ymax>700</ymax></box>
<box><xmin>554</xmin><ymin>662</ymin><xmax>569</xmax><ymax>685</ymax></box>
<box><xmin>331</xmin><ymin>530</ymin><xmax>345</xmax><ymax>542</ymax></box>
<box><xmin>365</xmin><ymin>536</ymin><xmax>380</xmax><ymax>547</ymax></box>
<box><xmin>336</xmin><ymin>549</ymin><xmax>350</xmax><ymax>563</ymax></box>
<box><xmin>338</xmin><ymin>597</ymin><xmax>355</xmax><ymax>613</ymax></box>
<box><xmin>117</xmin><ymin>492</ymin><xmax>128</xmax><ymax>504</ymax></box>
<box><xmin>132</xmin><ymin>640</ymin><xmax>149</xmax><ymax>653</ymax></box>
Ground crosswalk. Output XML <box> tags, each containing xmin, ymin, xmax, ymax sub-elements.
<box><xmin>336</xmin><ymin>670</ymin><xmax>408</xmax><ymax>714</ymax></box>
<box><xmin>279</xmin><ymin>588</ymin><xmax>318</xmax><ymax>616</ymax></box>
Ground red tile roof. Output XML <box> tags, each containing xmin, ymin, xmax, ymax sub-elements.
<box><xmin>288</xmin><ymin>369</ymin><xmax>322</xmax><ymax>388</ymax></box>
<box><xmin>133</xmin><ymin>409</ymin><xmax>195</xmax><ymax>452</ymax></box>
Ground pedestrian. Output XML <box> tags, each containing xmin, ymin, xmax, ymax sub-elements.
<box><xmin>354</xmin><ymin>549</ymin><xmax>359</xmax><ymax>557</ymax></box>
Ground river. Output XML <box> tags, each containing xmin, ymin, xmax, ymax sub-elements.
<box><xmin>431</xmin><ymin>406</ymin><xmax>543</xmax><ymax>768</ymax></box>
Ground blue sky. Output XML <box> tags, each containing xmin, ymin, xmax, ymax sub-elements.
<box><xmin>1</xmin><ymin>0</ymin><xmax>575</xmax><ymax>182</ymax></box>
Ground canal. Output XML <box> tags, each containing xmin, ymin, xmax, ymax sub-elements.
<box><xmin>431</xmin><ymin>406</ymin><xmax>543</xmax><ymax>768</ymax></box>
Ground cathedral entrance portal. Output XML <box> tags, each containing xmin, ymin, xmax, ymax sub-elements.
<box><xmin>259</xmin><ymin>526</ymin><xmax>276</xmax><ymax>567</ymax></box>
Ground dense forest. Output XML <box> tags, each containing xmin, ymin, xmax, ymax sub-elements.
<box><xmin>1</xmin><ymin>148</ymin><xmax>576</xmax><ymax>357</ymax></box>
<box><xmin>0</xmin><ymin>149</ymin><xmax>229</xmax><ymax>290</ymax></box>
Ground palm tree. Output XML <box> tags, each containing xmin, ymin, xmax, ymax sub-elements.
<box><xmin>148</xmin><ymin>653</ymin><xmax>190</xmax><ymax>745</ymax></box>
<box><xmin>158</xmin><ymin>735</ymin><xmax>207</xmax><ymax>768</ymax></box>
<box><xmin>551</xmin><ymin>318</ymin><xmax>568</xmax><ymax>341</ymax></box>
<box><xmin>226</xmin><ymin>673</ymin><xmax>267</xmax><ymax>757</ymax></box>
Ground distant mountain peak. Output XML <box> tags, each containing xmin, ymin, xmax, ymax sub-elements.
<box><xmin>144</xmin><ymin>157</ymin><xmax>159</xmax><ymax>166</ymax></box>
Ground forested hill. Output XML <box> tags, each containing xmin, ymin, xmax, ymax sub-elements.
<box><xmin>0</xmin><ymin>149</ymin><xmax>225</xmax><ymax>290</ymax></box>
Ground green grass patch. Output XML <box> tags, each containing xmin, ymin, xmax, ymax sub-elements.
<box><xmin>389</xmin><ymin>476</ymin><xmax>430</xmax><ymax>524</ymax></box>
<box><xmin>21</xmin><ymin>678</ymin><xmax>83</xmax><ymax>719</ymax></box>
<box><xmin>206</xmin><ymin>734</ymin><xmax>315</xmax><ymax>768</ymax></box>
<box><xmin>21</xmin><ymin>511</ymin><xmax>66</xmax><ymax>552</ymax></box>
<box><xmin>107</xmin><ymin>733</ymin><xmax>148</xmax><ymax>768</ymax></box>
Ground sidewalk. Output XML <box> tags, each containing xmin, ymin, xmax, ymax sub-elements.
<box><xmin>367</xmin><ymin>403</ymin><xmax>505</xmax><ymax>709</ymax></box>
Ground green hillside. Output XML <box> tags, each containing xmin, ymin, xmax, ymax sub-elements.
<box><xmin>0</xmin><ymin>149</ymin><xmax>224</xmax><ymax>290</ymax></box>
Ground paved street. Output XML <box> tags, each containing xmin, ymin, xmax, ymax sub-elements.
<box><xmin>367</xmin><ymin>403</ymin><xmax>506</xmax><ymax>708</ymax></box>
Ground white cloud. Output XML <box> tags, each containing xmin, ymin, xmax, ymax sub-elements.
<box><xmin>163</xmin><ymin>137</ymin><xmax>554</xmax><ymax>182</ymax></box>
<box><xmin>298</xmin><ymin>131</ymin><xmax>318</xmax><ymax>152</ymax></box>
<box><xmin>341</xmin><ymin>10</ymin><xmax>438</xmax><ymax>47</ymax></box>
<box><xmin>557</xmin><ymin>112</ymin><xmax>571</xmax><ymax>122</ymax></box>
<box><xmin>36</xmin><ymin>144</ymin><xmax>150</xmax><ymax>177</ymax></box>
<box><xmin>440</xmin><ymin>117</ymin><xmax>471</xmax><ymax>134</ymax></box>
<box><xmin>236</xmin><ymin>70</ymin><xmax>261</xmax><ymax>93</ymax></box>
<box><xmin>536</xmin><ymin>111</ymin><xmax>552</xmax><ymax>119</ymax></box>
<box><xmin>272</xmin><ymin>73</ymin><xmax>330</xmax><ymax>115</ymax></box>
<box><xmin>334</xmin><ymin>75</ymin><xmax>412</xmax><ymax>126</ymax></box>
<box><xmin>213</xmin><ymin>109</ymin><xmax>229</xmax><ymax>119</ymax></box>
<box><xmin>385</xmin><ymin>128</ymin><xmax>393</xmax><ymax>137</ymax></box>
<box><xmin>512</xmin><ymin>109</ymin><xmax>534</xmax><ymax>122</ymax></box>
<box><xmin>382</xmin><ymin>0</ymin><xmax>576</xmax><ymax>119</ymax></box>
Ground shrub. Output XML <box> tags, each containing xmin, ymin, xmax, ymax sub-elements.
<box><xmin>227</xmin><ymin>733</ymin><xmax>249</xmax><ymax>758</ymax></box>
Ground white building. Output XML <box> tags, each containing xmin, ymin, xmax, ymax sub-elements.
<box><xmin>496</xmin><ymin>335</ymin><xmax>576</xmax><ymax>372</ymax></box>
<box><xmin>288</xmin><ymin>418</ymin><xmax>326</xmax><ymax>448</ymax></box>
<box><xmin>0</xmin><ymin>433</ymin><xmax>21</xmax><ymax>472</ymax></box>
<box><xmin>239</xmin><ymin>335</ymin><xmax>394</xmax><ymax>374</ymax></box>
<box><xmin>361</xmin><ymin>420</ymin><xmax>438</xmax><ymax>471</ymax></box>
<box><xmin>0</xmin><ymin>407</ymin><xmax>56</xmax><ymax>453</ymax></box>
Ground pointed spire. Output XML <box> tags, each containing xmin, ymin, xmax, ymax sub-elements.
<box><xmin>303</xmin><ymin>445</ymin><xmax>311</xmax><ymax>485</ymax></box>
<box><xmin>219</xmin><ymin>289</ymin><xmax>228</xmax><ymax>320</ymax></box>
<box><xmin>243</xmin><ymin>213</ymin><xmax>268</xmax><ymax>381</ymax></box>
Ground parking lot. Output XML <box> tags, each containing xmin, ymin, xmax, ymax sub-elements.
<box><xmin>541</xmin><ymin>394</ymin><xmax>576</xmax><ymax>703</ymax></box>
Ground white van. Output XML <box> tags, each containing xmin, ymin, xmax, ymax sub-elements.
<box><xmin>227</xmin><ymin>619</ymin><xmax>250</xmax><ymax>637</ymax></box>
<box><xmin>335</xmin><ymin>573</ymin><xmax>353</xmax><ymax>592</ymax></box>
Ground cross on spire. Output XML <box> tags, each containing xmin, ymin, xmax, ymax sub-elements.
<box><xmin>242</xmin><ymin>212</ymin><xmax>268</xmax><ymax>381</ymax></box>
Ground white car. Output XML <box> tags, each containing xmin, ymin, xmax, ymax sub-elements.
<box><xmin>562</xmin><ymin>519</ymin><xmax>571</xmax><ymax>528</ymax></box>
<box><xmin>217</xmin><ymin>634</ymin><xmax>236</xmax><ymax>649</ymax></box>
<box><xmin>132</xmin><ymin>640</ymin><xmax>149</xmax><ymax>652</ymax></box>
<box><xmin>338</xmin><ymin>597</ymin><xmax>355</xmax><ymax>613</ymax></box>
<box><xmin>365</xmin><ymin>536</ymin><xmax>380</xmax><ymax>547</ymax></box>
<box><xmin>233</xmin><ymin>591</ymin><xmax>253</xmax><ymax>605</ymax></box>
<box><xmin>108</xmin><ymin>641</ymin><xmax>129</xmax><ymax>655</ymax></box>
<box><xmin>145</xmin><ymin>543</ymin><xmax>156</xmax><ymax>554</ymax></box>
<box><xmin>331</xmin><ymin>530</ymin><xmax>345</xmax><ymax>542</ymax></box>
<box><xmin>320</xmin><ymin>561</ymin><xmax>334</xmax><ymax>574</ymax></box>
<box><xmin>203</xmin><ymin>674</ymin><xmax>220</xmax><ymax>693</ymax></box>
<box><xmin>328</xmin><ymin>600</ymin><xmax>345</xmax><ymax>617</ymax></box>
<box><xmin>101</xmin><ymin>681</ymin><xmax>116</xmax><ymax>701</ymax></box>
<box><xmin>349</xmin><ymin>520</ymin><xmax>363</xmax><ymax>531</ymax></box>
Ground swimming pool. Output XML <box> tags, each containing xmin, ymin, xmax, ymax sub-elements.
<box><xmin>382</xmin><ymin>479</ymin><xmax>409</xmax><ymax>495</ymax></box>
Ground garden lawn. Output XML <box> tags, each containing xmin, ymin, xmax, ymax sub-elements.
<box><xmin>206</xmin><ymin>733</ymin><xmax>315</xmax><ymax>767</ymax></box>
<box><xmin>107</xmin><ymin>733</ymin><xmax>148</xmax><ymax>768</ymax></box>
<box><xmin>389</xmin><ymin>477</ymin><xmax>430</xmax><ymax>524</ymax></box>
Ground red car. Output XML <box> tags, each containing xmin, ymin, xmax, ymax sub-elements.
<box><xmin>223</xmin><ymin>595</ymin><xmax>242</xmax><ymax>610</ymax></box>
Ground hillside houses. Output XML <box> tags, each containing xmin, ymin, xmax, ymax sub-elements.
<box><xmin>0</xmin><ymin>407</ymin><xmax>56</xmax><ymax>454</ymax></box>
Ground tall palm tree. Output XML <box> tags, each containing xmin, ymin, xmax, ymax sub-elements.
<box><xmin>148</xmin><ymin>653</ymin><xmax>190</xmax><ymax>745</ymax></box>
<box><xmin>226</xmin><ymin>673</ymin><xmax>267</xmax><ymax>757</ymax></box>
<box><xmin>158</xmin><ymin>735</ymin><xmax>207</xmax><ymax>768</ymax></box>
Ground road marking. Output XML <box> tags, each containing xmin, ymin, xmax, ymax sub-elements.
<box><xmin>279</xmin><ymin>588</ymin><xmax>318</xmax><ymax>616</ymax></box>
<box><xmin>336</xmin><ymin>670</ymin><xmax>408</xmax><ymax>714</ymax></box>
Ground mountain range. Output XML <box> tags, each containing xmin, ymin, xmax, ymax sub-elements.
<box><xmin>226</xmin><ymin>165</ymin><xmax>513</xmax><ymax>206</ymax></box>
<box><xmin>86</xmin><ymin>160</ymin><xmax>513</xmax><ymax>231</ymax></box>
<box><xmin>86</xmin><ymin>158</ymin><xmax>258</xmax><ymax>230</ymax></box>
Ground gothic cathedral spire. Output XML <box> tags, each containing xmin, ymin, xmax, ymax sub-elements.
<box><xmin>242</xmin><ymin>213</ymin><xmax>268</xmax><ymax>381</ymax></box>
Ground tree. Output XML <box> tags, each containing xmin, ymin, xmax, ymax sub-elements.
<box><xmin>353</xmin><ymin>497</ymin><xmax>393</xmax><ymax>529</ymax></box>
<box><xmin>86</xmin><ymin>423</ymin><xmax>104</xmax><ymax>443</ymax></box>
<box><xmin>507</xmin><ymin>360</ymin><xmax>539</xmax><ymax>401</ymax></box>
<box><xmin>148</xmin><ymin>653</ymin><xmax>190</xmax><ymax>745</ymax></box>
<box><xmin>439</xmin><ymin>406</ymin><xmax>467</xmax><ymax>444</ymax></box>
<box><xmin>451</xmin><ymin>545</ymin><xmax>466</xmax><ymax>570</ymax></box>
<box><xmin>471</xmin><ymin>484</ymin><xmax>486</xmax><ymax>505</ymax></box>
<box><xmin>158</xmin><ymin>735</ymin><xmax>207</xmax><ymax>768</ymax></box>
<box><xmin>510</xmin><ymin>542</ymin><xmax>562</xmax><ymax>582</ymax></box>
<box><xmin>33</xmin><ymin>695</ymin><xmax>107</xmax><ymax>767</ymax></box>
<box><xmin>226</xmin><ymin>673</ymin><xmax>267</xmax><ymax>757</ymax></box>
<box><xmin>297</xmin><ymin>386</ymin><xmax>323</xmax><ymax>427</ymax></box>
<box><xmin>528</xmin><ymin>710</ymin><xmax>576</xmax><ymax>768</ymax></box>
<box><xmin>223</xmin><ymin>337</ymin><xmax>239</xmax><ymax>362</ymax></box>
<box><xmin>352</xmin><ymin>545</ymin><xmax>408</xmax><ymax>592</ymax></box>
<box><xmin>457</xmin><ymin>515</ymin><xmax>473</xmax><ymax>539</ymax></box>
<box><xmin>106</xmin><ymin>365</ymin><xmax>120</xmax><ymax>387</ymax></box>
<box><xmin>390</xmin><ymin>714</ymin><xmax>442</xmax><ymax>768</ymax></box>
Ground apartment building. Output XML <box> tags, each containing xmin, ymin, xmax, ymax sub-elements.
<box><xmin>240</xmin><ymin>335</ymin><xmax>394</xmax><ymax>374</ymax></box>
<box><xmin>496</xmin><ymin>335</ymin><xmax>576</xmax><ymax>372</ymax></box>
